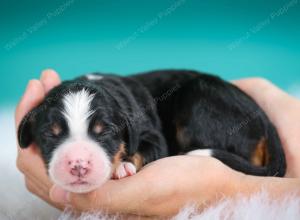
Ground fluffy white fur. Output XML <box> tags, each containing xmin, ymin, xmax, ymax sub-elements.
<box><xmin>62</xmin><ymin>89</ymin><xmax>95</xmax><ymax>138</ymax></box>
<box><xmin>173</xmin><ymin>192</ymin><xmax>300</xmax><ymax>220</ymax></box>
<box><xmin>49</xmin><ymin>139</ymin><xmax>112</xmax><ymax>193</ymax></box>
<box><xmin>1</xmin><ymin>85</ymin><xmax>300</xmax><ymax>219</ymax></box>
<box><xmin>86</xmin><ymin>74</ymin><xmax>104</xmax><ymax>81</ymax></box>
<box><xmin>186</xmin><ymin>149</ymin><xmax>212</xmax><ymax>157</ymax></box>
<box><xmin>0</xmin><ymin>108</ymin><xmax>60</xmax><ymax>219</ymax></box>
<box><xmin>57</xmin><ymin>192</ymin><xmax>300</xmax><ymax>220</ymax></box>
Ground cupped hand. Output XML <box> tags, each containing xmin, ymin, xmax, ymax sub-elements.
<box><xmin>15</xmin><ymin>69</ymin><xmax>62</xmax><ymax>209</ymax></box>
<box><xmin>50</xmin><ymin>155</ymin><xmax>240</xmax><ymax>217</ymax></box>
<box><xmin>15</xmin><ymin>70</ymin><xmax>239</xmax><ymax>217</ymax></box>
<box><xmin>16</xmin><ymin>71</ymin><xmax>300</xmax><ymax>218</ymax></box>
<box><xmin>233</xmin><ymin>78</ymin><xmax>300</xmax><ymax>177</ymax></box>
<box><xmin>49</xmin><ymin>77</ymin><xmax>300</xmax><ymax>217</ymax></box>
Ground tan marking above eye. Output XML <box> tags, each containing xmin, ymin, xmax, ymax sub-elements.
<box><xmin>93</xmin><ymin>122</ymin><xmax>103</xmax><ymax>134</ymax></box>
<box><xmin>51</xmin><ymin>123</ymin><xmax>62</xmax><ymax>136</ymax></box>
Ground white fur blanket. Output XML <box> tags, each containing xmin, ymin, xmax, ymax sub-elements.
<box><xmin>58</xmin><ymin>192</ymin><xmax>300</xmax><ymax>220</ymax></box>
<box><xmin>0</xmin><ymin>108</ymin><xmax>60</xmax><ymax>219</ymax></box>
<box><xmin>1</xmin><ymin>106</ymin><xmax>300</xmax><ymax>220</ymax></box>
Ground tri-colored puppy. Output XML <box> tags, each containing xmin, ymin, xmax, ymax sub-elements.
<box><xmin>18</xmin><ymin>70</ymin><xmax>286</xmax><ymax>193</ymax></box>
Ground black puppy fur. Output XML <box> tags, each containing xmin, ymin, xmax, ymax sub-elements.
<box><xmin>18</xmin><ymin>70</ymin><xmax>286</xmax><ymax>176</ymax></box>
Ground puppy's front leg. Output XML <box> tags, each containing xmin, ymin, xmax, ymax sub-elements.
<box><xmin>112</xmin><ymin>130</ymin><xmax>168</xmax><ymax>179</ymax></box>
<box><xmin>112</xmin><ymin>162</ymin><xmax>137</xmax><ymax>179</ymax></box>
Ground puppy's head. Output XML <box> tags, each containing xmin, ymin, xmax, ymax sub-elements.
<box><xmin>18</xmin><ymin>81</ymin><xmax>137</xmax><ymax>193</ymax></box>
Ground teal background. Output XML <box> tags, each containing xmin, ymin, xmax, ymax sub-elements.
<box><xmin>1</xmin><ymin>0</ymin><xmax>300</xmax><ymax>105</ymax></box>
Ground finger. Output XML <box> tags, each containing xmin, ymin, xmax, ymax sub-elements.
<box><xmin>15</xmin><ymin>80</ymin><xmax>45</xmax><ymax>128</ymax></box>
<box><xmin>50</xmin><ymin>177</ymin><xmax>147</xmax><ymax>214</ymax></box>
<box><xmin>26</xmin><ymin>178</ymin><xmax>64</xmax><ymax>210</ymax></box>
<box><xmin>24</xmin><ymin>165</ymin><xmax>52</xmax><ymax>193</ymax></box>
<box><xmin>231</xmin><ymin>78</ymin><xmax>259</xmax><ymax>87</ymax></box>
<box><xmin>232</xmin><ymin>78</ymin><xmax>296</xmax><ymax>118</ymax></box>
<box><xmin>17</xmin><ymin>145</ymin><xmax>52</xmax><ymax>189</ymax></box>
<box><xmin>49</xmin><ymin>184</ymin><xmax>70</xmax><ymax>204</ymax></box>
<box><xmin>70</xmin><ymin>180</ymin><xmax>141</xmax><ymax>213</ymax></box>
<box><xmin>25</xmin><ymin>177</ymin><xmax>50</xmax><ymax>201</ymax></box>
<box><xmin>232</xmin><ymin>78</ymin><xmax>286</xmax><ymax>101</ymax></box>
<box><xmin>40</xmin><ymin>69</ymin><xmax>61</xmax><ymax>94</ymax></box>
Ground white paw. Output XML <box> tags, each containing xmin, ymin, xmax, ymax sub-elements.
<box><xmin>113</xmin><ymin>162</ymin><xmax>137</xmax><ymax>179</ymax></box>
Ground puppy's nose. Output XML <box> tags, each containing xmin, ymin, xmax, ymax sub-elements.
<box><xmin>68</xmin><ymin>160</ymin><xmax>91</xmax><ymax>178</ymax></box>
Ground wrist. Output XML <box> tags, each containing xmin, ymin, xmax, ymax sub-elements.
<box><xmin>233</xmin><ymin>173</ymin><xmax>300</xmax><ymax>198</ymax></box>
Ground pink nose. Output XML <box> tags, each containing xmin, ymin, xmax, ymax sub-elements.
<box><xmin>68</xmin><ymin>160</ymin><xmax>90</xmax><ymax>178</ymax></box>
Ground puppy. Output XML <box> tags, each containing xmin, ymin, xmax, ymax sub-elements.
<box><xmin>18</xmin><ymin>70</ymin><xmax>286</xmax><ymax>193</ymax></box>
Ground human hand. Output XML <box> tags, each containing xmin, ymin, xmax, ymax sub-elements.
<box><xmin>17</xmin><ymin>72</ymin><xmax>300</xmax><ymax>217</ymax></box>
<box><xmin>15</xmin><ymin>69</ymin><xmax>62</xmax><ymax>209</ymax></box>
<box><xmin>50</xmin><ymin>78</ymin><xmax>300</xmax><ymax>217</ymax></box>
<box><xmin>15</xmin><ymin>69</ymin><xmax>241</xmax><ymax>217</ymax></box>
<box><xmin>50</xmin><ymin>155</ymin><xmax>241</xmax><ymax>217</ymax></box>
<box><xmin>233</xmin><ymin>78</ymin><xmax>300</xmax><ymax>177</ymax></box>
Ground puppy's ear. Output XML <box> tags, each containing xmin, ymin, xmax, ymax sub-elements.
<box><xmin>17</xmin><ymin>107</ymin><xmax>41</xmax><ymax>148</ymax></box>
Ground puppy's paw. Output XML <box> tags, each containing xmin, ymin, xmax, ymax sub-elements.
<box><xmin>112</xmin><ymin>162</ymin><xmax>137</xmax><ymax>179</ymax></box>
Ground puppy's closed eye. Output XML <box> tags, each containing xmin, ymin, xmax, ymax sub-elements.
<box><xmin>43</xmin><ymin>123</ymin><xmax>62</xmax><ymax>138</ymax></box>
<box><xmin>92</xmin><ymin>121</ymin><xmax>103</xmax><ymax>135</ymax></box>
<box><xmin>51</xmin><ymin>123</ymin><xmax>62</xmax><ymax>136</ymax></box>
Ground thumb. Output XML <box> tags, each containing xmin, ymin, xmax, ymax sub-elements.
<box><xmin>49</xmin><ymin>184</ymin><xmax>70</xmax><ymax>204</ymax></box>
<box><xmin>49</xmin><ymin>179</ymin><xmax>143</xmax><ymax>213</ymax></box>
<box><xmin>49</xmin><ymin>184</ymin><xmax>102</xmax><ymax>211</ymax></box>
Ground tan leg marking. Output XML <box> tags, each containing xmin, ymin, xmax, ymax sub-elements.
<box><xmin>130</xmin><ymin>153</ymin><xmax>144</xmax><ymax>171</ymax></box>
<box><xmin>112</xmin><ymin>143</ymin><xmax>126</xmax><ymax>170</ymax></box>
<box><xmin>251</xmin><ymin>138</ymin><xmax>269</xmax><ymax>166</ymax></box>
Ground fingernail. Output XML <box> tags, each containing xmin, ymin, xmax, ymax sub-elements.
<box><xmin>50</xmin><ymin>185</ymin><xmax>70</xmax><ymax>204</ymax></box>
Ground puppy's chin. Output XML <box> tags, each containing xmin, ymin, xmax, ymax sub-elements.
<box><xmin>55</xmin><ymin>177</ymin><xmax>109</xmax><ymax>193</ymax></box>
<box><xmin>48</xmin><ymin>139</ymin><xmax>112</xmax><ymax>193</ymax></box>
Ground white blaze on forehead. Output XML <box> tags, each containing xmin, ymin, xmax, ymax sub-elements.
<box><xmin>186</xmin><ymin>149</ymin><xmax>212</xmax><ymax>157</ymax></box>
<box><xmin>62</xmin><ymin>89</ymin><xmax>95</xmax><ymax>137</ymax></box>
<box><xmin>86</xmin><ymin>74</ymin><xmax>103</xmax><ymax>80</ymax></box>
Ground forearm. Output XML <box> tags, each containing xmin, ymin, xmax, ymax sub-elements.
<box><xmin>234</xmin><ymin>173</ymin><xmax>300</xmax><ymax>198</ymax></box>
<box><xmin>144</xmin><ymin>170</ymin><xmax>300</xmax><ymax>217</ymax></box>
